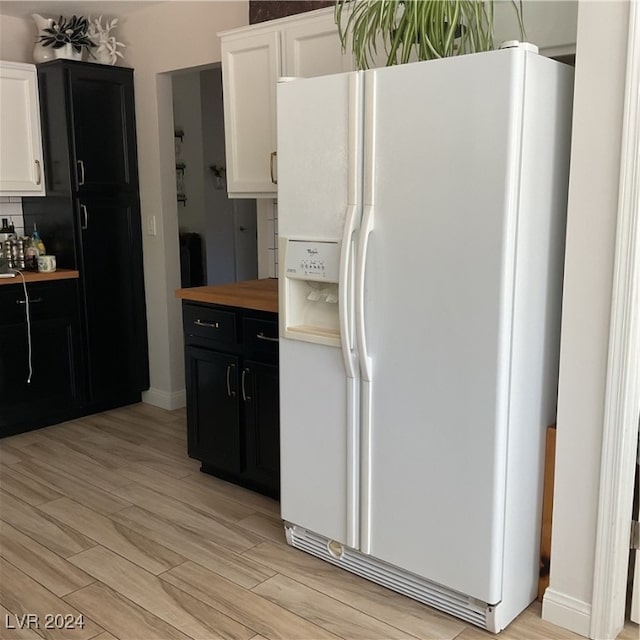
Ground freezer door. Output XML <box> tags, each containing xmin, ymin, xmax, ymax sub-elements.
<box><xmin>278</xmin><ymin>71</ymin><xmax>363</xmax><ymax>547</ymax></box>
<box><xmin>359</xmin><ymin>49</ymin><xmax>526</xmax><ymax>604</ymax></box>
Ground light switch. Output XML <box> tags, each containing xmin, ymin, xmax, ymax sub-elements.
<box><xmin>146</xmin><ymin>215</ymin><xmax>157</xmax><ymax>236</ymax></box>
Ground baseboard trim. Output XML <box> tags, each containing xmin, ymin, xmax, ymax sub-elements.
<box><xmin>142</xmin><ymin>388</ymin><xmax>186</xmax><ymax>411</ymax></box>
<box><xmin>542</xmin><ymin>588</ymin><xmax>592</xmax><ymax>638</ymax></box>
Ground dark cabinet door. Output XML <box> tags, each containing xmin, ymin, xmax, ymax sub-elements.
<box><xmin>77</xmin><ymin>195</ymin><xmax>149</xmax><ymax>407</ymax></box>
<box><xmin>243</xmin><ymin>359</ymin><xmax>280</xmax><ymax>496</ymax></box>
<box><xmin>185</xmin><ymin>346</ymin><xmax>241</xmax><ymax>472</ymax></box>
<box><xmin>68</xmin><ymin>65</ymin><xmax>138</xmax><ymax>194</ymax></box>
<box><xmin>0</xmin><ymin>281</ymin><xmax>81</xmax><ymax>435</ymax></box>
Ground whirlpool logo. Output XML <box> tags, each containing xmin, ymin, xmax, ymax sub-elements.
<box><xmin>306</xmin><ymin>248</ymin><xmax>318</xmax><ymax>256</ymax></box>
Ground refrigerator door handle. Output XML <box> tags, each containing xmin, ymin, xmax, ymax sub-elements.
<box><xmin>339</xmin><ymin>204</ymin><xmax>360</xmax><ymax>379</ymax></box>
<box><xmin>355</xmin><ymin>204</ymin><xmax>374</xmax><ymax>382</ymax></box>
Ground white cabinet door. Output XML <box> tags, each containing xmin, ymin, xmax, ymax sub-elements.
<box><xmin>222</xmin><ymin>31</ymin><xmax>280</xmax><ymax>198</ymax></box>
<box><xmin>220</xmin><ymin>8</ymin><xmax>353</xmax><ymax>198</ymax></box>
<box><xmin>0</xmin><ymin>62</ymin><xmax>45</xmax><ymax>196</ymax></box>
<box><xmin>283</xmin><ymin>10</ymin><xmax>354</xmax><ymax>77</ymax></box>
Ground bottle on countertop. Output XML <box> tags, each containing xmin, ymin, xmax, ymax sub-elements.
<box><xmin>24</xmin><ymin>224</ymin><xmax>46</xmax><ymax>271</ymax></box>
<box><xmin>32</xmin><ymin>223</ymin><xmax>46</xmax><ymax>255</ymax></box>
<box><xmin>0</xmin><ymin>218</ymin><xmax>14</xmax><ymax>241</ymax></box>
<box><xmin>25</xmin><ymin>236</ymin><xmax>39</xmax><ymax>271</ymax></box>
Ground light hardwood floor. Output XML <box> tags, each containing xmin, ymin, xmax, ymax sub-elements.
<box><xmin>0</xmin><ymin>403</ymin><xmax>636</xmax><ymax>640</ymax></box>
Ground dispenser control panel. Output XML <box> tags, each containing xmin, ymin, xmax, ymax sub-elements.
<box><xmin>284</xmin><ymin>239</ymin><xmax>340</xmax><ymax>282</ymax></box>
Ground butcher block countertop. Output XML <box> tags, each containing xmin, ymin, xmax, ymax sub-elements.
<box><xmin>0</xmin><ymin>268</ymin><xmax>80</xmax><ymax>286</ymax></box>
<box><xmin>176</xmin><ymin>278</ymin><xmax>278</xmax><ymax>314</ymax></box>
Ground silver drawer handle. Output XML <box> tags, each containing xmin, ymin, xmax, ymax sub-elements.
<box><xmin>194</xmin><ymin>319</ymin><xmax>219</xmax><ymax>329</ymax></box>
<box><xmin>241</xmin><ymin>368</ymin><xmax>251</xmax><ymax>402</ymax></box>
<box><xmin>16</xmin><ymin>297</ymin><xmax>43</xmax><ymax>304</ymax></box>
<box><xmin>226</xmin><ymin>363</ymin><xmax>236</xmax><ymax>397</ymax></box>
<box><xmin>256</xmin><ymin>331</ymin><xmax>278</xmax><ymax>343</ymax></box>
<box><xmin>77</xmin><ymin>159</ymin><xmax>85</xmax><ymax>186</ymax></box>
<box><xmin>270</xmin><ymin>151</ymin><xmax>277</xmax><ymax>185</ymax></box>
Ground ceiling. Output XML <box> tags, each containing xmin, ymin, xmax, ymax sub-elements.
<box><xmin>0</xmin><ymin>1</ymin><xmax>166</xmax><ymax>19</ymax></box>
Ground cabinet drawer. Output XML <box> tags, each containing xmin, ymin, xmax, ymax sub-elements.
<box><xmin>243</xmin><ymin>317</ymin><xmax>279</xmax><ymax>356</ymax></box>
<box><xmin>183</xmin><ymin>304</ymin><xmax>236</xmax><ymax>344</ymax></box>
<box><xmin>0</xmin><ymin>280</ymin><xmax>77</xmax><ymax>326</ymax></box>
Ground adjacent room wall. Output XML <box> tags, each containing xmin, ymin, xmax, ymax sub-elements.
<box><xmin>117</xmin><ymin>1</ymin><xmax>249</xmax><ymax>410</ymax></box>
<box><xmin>542</xmin><ymin>1</ymin><xmax>630</xmax><ymax>636</ymax></box>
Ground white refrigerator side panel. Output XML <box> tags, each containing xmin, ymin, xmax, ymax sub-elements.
<box><xmin>361</xmin><ymin>50</ymin><xmax>526</xmax><ymax>604</ymax></box>
<box><xmin>494</xmin><ymin>55</ymin><xmax>574</xmax><ymax>630</ymax></box>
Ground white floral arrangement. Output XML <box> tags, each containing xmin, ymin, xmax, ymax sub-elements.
<box><xmin>87</xmin><ymin>16</ymin><xmax>125</xmax><ymax>65</ymax></box>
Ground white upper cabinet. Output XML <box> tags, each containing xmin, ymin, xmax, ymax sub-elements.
<box><xmin>220</xmin><ymin>7</ymin><xmax>353</xmax><ymax>198</ymax></box>
<box><xmin>222</xmin><ymin>31</ymin><xmax>281</xmax><ymax>197</ymax></box>
<box><xmin>220</xmin><ymin>3</ymin><xmax>577</xmax><ymax>199</ymax></box>
<box><xmin>0</xmin><ymin>61</ymin><xmax>45</xmax><ymax>196</ymax></box>
<box><xmin>283</xmin><ymin>10</ymin><xmax>353</xmax><ymax>77</ymax></box>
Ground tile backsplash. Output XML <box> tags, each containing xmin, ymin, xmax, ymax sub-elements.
<box><xmin>0</xmin><ymin>197</ymin><xmax>25</xmax><ymax>236</ymax></box>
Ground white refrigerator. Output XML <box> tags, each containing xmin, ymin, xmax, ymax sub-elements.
<box><xmin>277</xmin><ymin>43</ymin><xmax>573</xmax><ymax>632</ymax></box>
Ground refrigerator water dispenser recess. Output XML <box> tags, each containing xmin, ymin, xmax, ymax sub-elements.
<box><xmin>281</xmin><ymin>238</ymin><xmax>341</xmax><ymax>347</ymax></box>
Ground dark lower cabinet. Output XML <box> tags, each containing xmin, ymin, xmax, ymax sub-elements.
<box><xmin>183</xmin><ymin>302</ymin><xmax>280</xmax><ymax>498</ymax></box>
<box><xmin>0</xmin><ymin>280</ymin><xmax>82</xmax><ymax>437</ymax></box>
<box><xmin>243</xmin><ymin>360</ymin><xmax>280</xmax><ymax>490</ymax></box>
<box><xmin>186</xmin><ymin>347</ymin><xmax>241</xmax><ymax>472</ymax></box>
<box><xmin>77</xmin><ymin>196</ymin><xmax>149</xmax><ymax>409</ymax></box>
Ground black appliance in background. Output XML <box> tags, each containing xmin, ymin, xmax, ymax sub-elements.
<box><xmin>179</xmin><ymin>232</ymin><xmax>204</xmax><ymax>288</ymax></box>
<box><xmin>22</xmin><ymin>60</ymin><xmax>149</xmax><ymax>417</ymax></box>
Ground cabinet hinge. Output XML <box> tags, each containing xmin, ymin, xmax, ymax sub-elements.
<box><xmin>631</xmin><ymin>521</ymin><xmax>640</xmax><ymax>550</ymax></box>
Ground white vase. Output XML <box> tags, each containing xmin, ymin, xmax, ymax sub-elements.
<box><xmin>31</xmin><ymin>13</ymin><xmax>55</xmax><ymax>64</ymax></box>
<box><xmin>54</xmin><ymin>44</ymin><xmax>83</xmax><ymax>61</ymax></box>
<box><xmin>92</xmin><ymin>47</ymin><xmax>114</xmax><ymax>65</ymax></box>
<box><xmin>33</xmin><ymin>43</ymin><xmax>55</xmax><ymax>64</ymax></box>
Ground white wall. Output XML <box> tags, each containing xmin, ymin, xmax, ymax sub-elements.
<box><xmin>173</xmin><ymin>71</ymin><xmax>206</xmax><ymax>243</ymax></box>
<box><xmin>542</xmin><ymin>1</ymin><xmax>630</xmax><ymax>636</ymax></box>
<box><xmin>201</xmin><ymin>66</ymin><xmax>237</xmax><ymax>285</ymax></box>
<box><xmin>0</xmin><ymin>14</ymin><xmax>33</xmax><ymax>63</ymax></box>
<box><xmin>117</xmin><ymin>1</ymin><xmax>249</xmax><ymax>409</ymax></box>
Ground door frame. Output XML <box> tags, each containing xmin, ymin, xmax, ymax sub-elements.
<box><xmin>590</xmin><ymin>1</ymin><xmax>640</xmax><ymax>637</ymax></box>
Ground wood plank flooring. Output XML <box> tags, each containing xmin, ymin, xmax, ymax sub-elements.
<box><xmin>0</xmin><ymin>403</ymin><xmax>637</xmax><ymax>640</ymax></box>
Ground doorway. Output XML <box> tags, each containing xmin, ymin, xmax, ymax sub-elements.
<box><xmin>171</xmin><ymin>64</ymin><xmax>257</xmax><ymax>287</ymax></box>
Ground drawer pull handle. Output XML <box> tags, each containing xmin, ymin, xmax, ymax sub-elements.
<box><xmin>270</xmin><ymin>151</ymin><xmax>277</xmax><ymax>185</ymax></box>
<box><xmin>77</xmin><ymin>159</ymin><xmax>85</xmax><ymax>186</ymax></box>
<box><xmin>80</xmin><ymin>204</ymin><xmax>89</xmax><ymax>230</ymax></box>
<box><xmin>226</xmin><ymin>363</ymin><xmax>236</xmax><ymax>397</ymax></box>
<box><xmin>16</xmin><ymin>297</ymin><xmax>42</xmax><ymax>304</ymax></box>
<box><xmin>241</xmin><ymin>368</ymin><xmax>251</xmax><ymax>401</ymax></box>
<box><xmin>256</xmin><ymin>331</ymin><xmax>278</xmax><ymax>343</ymax></box>
<box><xmin>35</xmin><ymin>160</ymin><xmax>42</xmax><ymax>185</ymax></box>
<box><xmin>194</xmin><ymin>319</ymin><xmax>219</xmax><ymax>329</ymax></box>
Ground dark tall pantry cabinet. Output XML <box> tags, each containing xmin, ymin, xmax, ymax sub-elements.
<box><xmin>23</xmin><ymin>60</ymin><xmax>149</xmax><ymax>413</ymax></box>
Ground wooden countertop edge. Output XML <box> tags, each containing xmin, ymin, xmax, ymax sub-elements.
<box><xmin>0</xmin><ymin>269</ymin><xmax>80</xmax><ymax>285</ymax></box>
<box><xmin>175</xmin><ymin>279</ymin><xmax>279</xmax><ymax>314</ymax></box>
